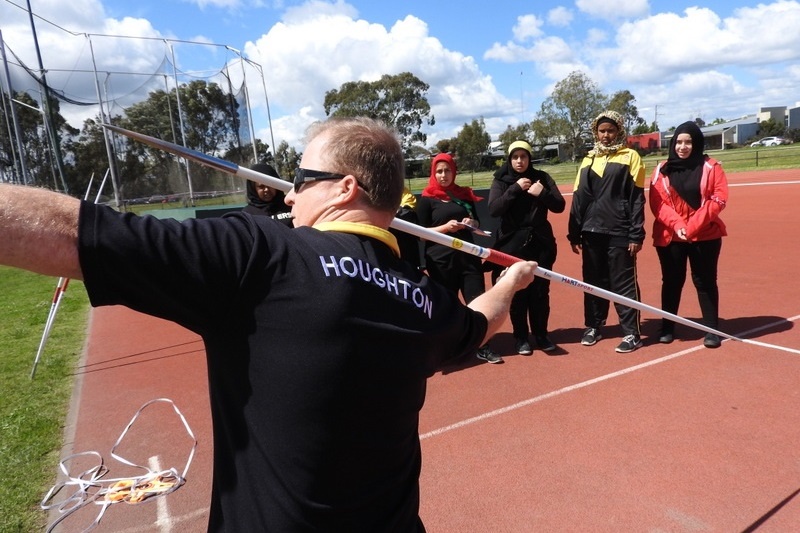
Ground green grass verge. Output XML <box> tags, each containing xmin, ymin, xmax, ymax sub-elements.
<box><xmin>405</xmin><ymin>143</ymin><xmax>800</xmax><ymax>192</ymax></box>
<box><xmin>0</xmin><ymin>268</ymin><xmax>89</xmax><ymax>533</ymax></box>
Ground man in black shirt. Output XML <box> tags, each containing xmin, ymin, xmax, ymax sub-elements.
<box><xmin>0</xmin><ymin>116</ymin><xmax>537</xmax><ymax>531</ymax></box>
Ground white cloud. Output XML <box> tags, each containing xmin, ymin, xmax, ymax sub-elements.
<box><xmin>484</xmin><ymin>41</ymin><xmax>535</xmax><ymax>63</ymax></box>
<box><xmin>639</xmin><ymin>70</ymin><xmax>751</xmax><ymax>125</ymax></box>
<box><xmin>512</xmin><ymin>14</ymin><xmax>544</xmax><ymax>41</ymax></box>
<box><xmin>282</xmin><ymin>0</ymin><xmax>358</xmax><ymax>22</ymax></box>
<box><xmin>676</xmin><ymin>71</ymin><xmax>743</xmax><ymax>97</ymax></box>
<box><xmin>182</xmin><ymin>0</ymin><xmax>283</xmax><ymax>9</ymax></box>
<box><xmin>575</xmin><ymin>0</ymin><xmax>650</xmax><ymax>21</ymax></box>
<box><xmin>547</xmin><ymin>6</ymin><xmax>573</xmax><ymax>27</ymax></box>
<box><xmin>585</xmin><ymin>28</ymin><xmax>607</xmax><ymax>46</ymax></box>
<box><xmin>1</xmin><ymin>0</ymin><xmax>168</xmax><ymax>116</ymax></box>
<box><xmin>186</xmin><ymin>0</ymin><xmax>243</xmax><ymax>8</ymax></box>
<box><xmin>6</xmin><ymin>0</ymin><xmax>800</xmax><ymax>154</ymax></box>
<box><xmin>266</xmin><ymin>105</ymin><xmax>318</xmax><ymax>149</ymax></box>
<box><xmin>484</xmin><ymin>1</ymin><xmax>800</xmax><ymax>130</ymax></box>
<box><xmin>611</xmin><ymin>5</ymin><xmax>800</xmax><ymax>82</ymax></box>
<box><xmin>529</xmin><ymin>36</ymin><xmax>574</xmax><ymax>63</ymax></box>
<box><xmin>243</xmin><ymin>11</ymin><xmax>513</xmax><ymax>146</ymax></box>
<box><xmin>484</xmin><ymin>34</ymin><xmax>572</xmax><ymax>65</ymax></box>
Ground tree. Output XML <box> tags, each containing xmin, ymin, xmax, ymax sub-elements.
<box><xmin>406</xmin><ymin>144</ymin><xmax>431</xmax><ymax>160</ymax></box>
<box><xmin>273</xmin><ymin>140</ymin><xmax>301</xmax><ymax>181</ymax></box>
<box><xmin>498</xmin><ymin>123</ymin><xmax>532</xmax><ymax>152</ymax></box>
<box><xmin>607</xmin><ymin>90</ymin><xmax>645</xmax><ymax>134</ymax></box>
<box><xmin>117</xmin><ymin>79</ymin><xmax>243</xmax><ymax>196</ymax></box>
<box><xmin>694</xmin><ymin>117</ymin><xmax>706</xmax><ymax>127</ymax></box>
<box><xmin>454</xmin><ymin>118</ymin><xmax>491</xmax><ymax>172</ymax></box>
<box><xmin>225</xmin><ymin>138</ymin><xmax>273</xmax><ymax>171</ymax></box>
<box><xmin>323</xmin><ymin>72</ymin><xmax>435</xmax><ymax>154</ymax></box>
<box><xmin>435</xmin><ymin>139</ymin><xmax>454</xmax><ymax>154</ymax></box>
<box><xmin>0</xmin><ymin>92</ymin><xmax>45</xmax><ymax>186</ymax></box>
<box><xmin>0</xmin><ymin>92</ymin><xmax>76</xmax><ymax>190</ymax></box>
<box><xmin>532</xmin><ymin>71</ymin><xmax>606</xmax><ymax>161</ymax></box>
<box><xmin>65</xmin><ymin>116</ymin><xmax>130</xmax><ymax>200</ymax></box>
<box><xmin>756</xmin><ymin>118</ymin><xmax>785</xmax><ymax>137</ymax></box>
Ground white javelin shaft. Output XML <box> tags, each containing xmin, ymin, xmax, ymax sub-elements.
<box><xmin>534</xmin><ymin>266</ymin><xmax>800</xmax><ymax>355</ymax></box>
<box><xmin>102</xmin><ymin>124</ymin><xmax>800</xmax><ymax>355</ymax></box>
<box><xmin>241</xmin><ymin>155</ymin><xmax>800</xmax><ymax>354</ymax></box>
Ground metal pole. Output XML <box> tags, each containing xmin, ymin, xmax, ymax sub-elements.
<box><xmin>25</xmin><ymin>0</ymin><xmax>69</xmax><ymax>193</ymax></box>
<box><xmin>0</xmin><ymin>30</ymin><xmax>28</xmax><ymax>184</ymax></box>
<box><xmin>30</xmin><ymin>176</ymin><xmax>100</xmax><ymax>378</ymax></box>
<box><xmin>163</xmin><ymin>75</ymin><xmax>178</xmax><ymax>144</ymax></box>
<box><xmin>248</xmin><ymin>58</ymin><xmax>277</xmax><ymax>159</ymax></box>
<box><xmin>168</xmin><ymin>41</ymin><xmax>194</xmax><ymax>204</ymax></box>
<box><xmin>229</xmin><ymin>47</ymin><xmax>258</xmax><ymax>163</ymax></box>
<box><xmin>221</xmin><ymin>63</ymin><xmax>239</xmax><ymax>191</ymax></box>
<box><xmin>88</xmin><ymin>35</ymin><xmax>122</xmax><ymax>207</ymax></box>
<box><xmin>0</xmin><ymin>84</ymin><xmax>16</xmax><ymax>183</ymax></box>
<box><xmin>222</xmin><ymin>63</ymin><xmax>243</xmax><ymax>154</ymax></box>
<box><xmin>162</xmin><ymin>73</ymin><xmax>183</xmax><ymax>201</ymax></box>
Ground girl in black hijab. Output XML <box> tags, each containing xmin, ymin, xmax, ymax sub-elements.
<box><xmin>242</xmin><ymin>163</ymin><xmax>293</xmax><ymax>227</ymax></box>
<box><xmin>488</xmin><ymin>140</ymin><xmax>565</xmax><ymax>355</ymax></box>
<box><xmin>649</xmin><ymin>121</ymin><xmax>729</xmax><ymax>348</ymax></box>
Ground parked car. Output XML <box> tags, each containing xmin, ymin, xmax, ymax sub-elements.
<box><xmin>750</xmin><ymin>136</ymin><xmax>791</xmax><ymax>147</ymax></box>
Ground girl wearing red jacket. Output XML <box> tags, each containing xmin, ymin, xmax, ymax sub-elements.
<box><xmin>649</xmin><ymin>121</ymin><xmax>728</xmax><ymax>348</ymax></box>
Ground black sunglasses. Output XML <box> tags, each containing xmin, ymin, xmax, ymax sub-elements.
<box><xmin>293</xmin><ymin>168</ymin><xmax>370</xmax><ymax>193</ymax></box>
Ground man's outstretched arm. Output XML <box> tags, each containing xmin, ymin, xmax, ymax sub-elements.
<box><xmin>0</xmin><ymin>184</ymin><xmax>83</xmax><ymax>280</ymax></box>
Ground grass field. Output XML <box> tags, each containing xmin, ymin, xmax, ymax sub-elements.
<box><xmin>0</xmin><ymin>269</ymin><xmax>89</xmax><ymax>532</ymax></box>
<box><xmin>126</xmin><ymin>144</ymin><xmax>800</xmax><ymax>212</ymax></box>
<box><xmin>1</xmin><ymin>141</ymin><xmax>798</xmax><ymax>530</ymax></box>
<box><xmin>406</xmin><ymin>142</ymin><xmax>800</xmax><ymax>192</ymax></box>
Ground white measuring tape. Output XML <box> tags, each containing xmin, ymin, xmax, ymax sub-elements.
<box><xmin>41</xmin><ymin>398</ymin><xmax>196</xmax><ymax>532</ymax></box>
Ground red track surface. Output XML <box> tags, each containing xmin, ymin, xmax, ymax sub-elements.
<box><xmin>55</xmin><ymin>169</ymin><xmax>800</xmax><ymax>532</ymax></box>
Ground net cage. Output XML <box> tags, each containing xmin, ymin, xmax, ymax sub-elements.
<box><xmin>0</xmin><ymin>29</ymin><xmax>273</xmax><ymax>207</ymax></box>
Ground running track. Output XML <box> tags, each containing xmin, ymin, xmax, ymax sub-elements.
<box><xmin>53</xmin><ymin>168</ymin><xmax>800</xmax><ymax>531</ymax></box>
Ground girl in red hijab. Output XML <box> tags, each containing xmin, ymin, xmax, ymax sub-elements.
<box><xmin>416</xmin><ymin>154</ymin><xmax>501</xmax><ymax>364</ymax></box>
<box><xmin>420</xmin><ymin>153</ymin><xmax>484</xmax><ymax>203</ymax></box>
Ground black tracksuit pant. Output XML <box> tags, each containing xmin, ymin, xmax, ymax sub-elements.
<box><xmin>490</xmin><ymin>234</ymin><xmax>557</xmax><ymax>341</ymax></box>
<box><xmin>655</xmin><ymin>238</ymin><xmax>722</xmax><ymax>333</ymax></box>
<box><xmin>509</xmin><ymin>246</ymin><xmax>555</xmax><ymax>340</ymax></box>
<box><xmin>581</xmin><ymin>232</ymin><xmax>641</xmax><ymax>337</ymax></box>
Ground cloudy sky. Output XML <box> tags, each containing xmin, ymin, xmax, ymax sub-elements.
<box><xmin>2</xmin><ymin>0</ymin><xmax>799</xmax><ymax>151</ymax></box>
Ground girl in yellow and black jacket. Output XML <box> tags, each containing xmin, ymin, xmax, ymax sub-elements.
<box><xmin>567</xmin><ymin>110</ymin><xmax>646</xmax><ymax>353</ymax></box>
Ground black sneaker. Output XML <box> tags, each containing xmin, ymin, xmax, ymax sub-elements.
<box><xmin>615</xmin><ymin>334</ymin><xmax>642</xmax><ymax>353</ymax></box>
<box><xmin>581</xmin><ymin>328</ymin><xmax>602</xmax><ymax>346</ymax></box>
<box><xmin>476</xmin><ymin>345</ymin><xmax>503</xmax><ymax>364</ymax></box>
<box><xmin>535</xmin><ymin>336</ymin><xmax>557</xmax><ymax>352</ymax></box>
<box><xmin>515</xmin><ymin>339</ymin><xmax>533</xmax><ymax>355</ymax></box>
<box><xmin>703</xmin><ymin>333</ymin><xmax>722</xmax><ymax>348</ymax></box>
<box><xmin>658</xmin><ymin>332</ymin><xmax>674</xmax><ymax>344</ymax></box>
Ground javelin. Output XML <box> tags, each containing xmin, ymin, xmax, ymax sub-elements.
<box><xmin>30</xmin><ymin>170</ymin><xmax>110</xmax><ymax>378</ymax></box>
<box><xmin>102</xmin><ymin>124</ymin><xmax>800</xmax><ymax>356</ymax></box>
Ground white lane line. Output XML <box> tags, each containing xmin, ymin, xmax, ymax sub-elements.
<box><xmin>729</xmin><ymin>180</ymin><xmax>800</xmax><ymax>187</ymax></box>
<box><xmin>148</xmin><ymin>456</ymin><xmax>172</xmax><ymax>533</ymax></box>
<box><xmin>420</xmin><ymin>315</ymin><xmax>800</xmax><ymax>441</ymax></box>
